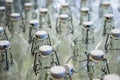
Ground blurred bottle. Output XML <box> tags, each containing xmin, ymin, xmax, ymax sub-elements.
<box><xmin>0</xmin><ymin>6</ymin><xmax>6</xmax><ymax>28</ymax></box>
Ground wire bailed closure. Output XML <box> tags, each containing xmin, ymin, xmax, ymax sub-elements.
<box><xmin>39</xmin><ymin>8</ymin><xmax>51</xmax><ymax>28</ymax></box>
<box><xmin>0</xmin><ymin>40</ymin><xmax>12</xmax><ymax>71</ymax></box>
<box><xmin>56</xmin><ymin>14</ymin><xmax>74</xmax><ymax>36</ymax></box>
<box><xmin>31</xmin><ymin>30</ymin><xmax>51</xmax><ymax>56</ymax></box>
<box><xmin>28</xmin><ymin>19</ymin><xmax>39</xmax><ymax>43</ymax></box>
<box><xmin>9</xmin><ymin>13</ymin><xmax>25</xmax><ymax>34</ymax></box>
<box><xmin>33</xmin><ymin>45</ymin><xmax>60</xmax><ymax>75</ymax></box>
<box><xmin>105</xmin><ymin>29</ymin><xmax>120</xmax><ymax>52</ymax></box>
<box><xmin>87</xmin><ymin>49</ymin><xmax>110</xmax><ymax>80</ymax></box>
<box><xmin>0</xmin><ymin>27</ymin><xmax>9</xmax><ymax>40</ymax></box>
<box><xmin>103</xmin><ymin>13</ymin><xmax>114</xmax><ymax>35</ymax></box>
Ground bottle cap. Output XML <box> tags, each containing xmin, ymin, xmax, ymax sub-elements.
<box><xmin>104</xmin><ymin>13</ymin><xmax>114</xmax><ymax>20</ymax></box>
<box><xmin>50</xmin><ymin>66</ymin><xmax>66</xmax><ymax>79</ymax></box>
<box><xmin>5</xmin><ymin>0</ymin><xmax>13</xmax><ymax>5</ymax></box>
<box><xmin>83</xmin><ymin>21</ymin><xmax>93</xmax><ymax>29</ymax></box>
<box><xmin>39</xmin><ymin>8</ymin><xmax>48</xmax><ymax>15</ymax></box>
<box><xmin>0</xmin><ymin>27</ymin><xmax>4</xmax><ymax>33</ymax></box>
<box><xmin>29</xmin><ymin>20</ymin><xmax>39</xmax><ymax>28</ymax></box>
<box><xmin>103</xmin><ymin>74</ymin><xmax>120</xmax><ymax>80</ymax></box>
<box><xmin>61</xmin><ymin>3</ymin><xmax>69</xmax><ymax>8</ymax></box>
<box><xmin>90</xmin><ymin>49</ymin><xmax>104</xmax><ymax>61</ymax></box>
<box><xmin>64</xmin><ymin>64</ymin><xmax>74</xmax><ymax>75</ymax></box>
<box><xmin>111</xmin><ymin>29</ymin><xmax>120</xmax><ymax>37</ymax></box>
<box><xmin>0</xmin><ymin>6</ymin><xmax>5</xmax><ymax>12</ymax></box>
<box><xmin>102</xmin><ymin>1</ymin><xmax>110</xmax><ymax>6</ymax></box>
<box><xmin>59</xmin><ymin>14</ymin><xmax>69</xmax><ymax>21</ymax></box>
<box><xmin>10</xmin><ymin>13</ymin><xmax>20</xmax><ymax>21</ymax></box>
<box><xmin>35</xmin><ymin>31</ymin><xmax>48</xmax><ymax>39</ymax></box>
<box><xmin>0</xmin><ymin>40</ymin><xmax>10</xmax><ymax>50</ymax></box>
<box><xmin>24</xmin><ymin>2</ymin><xmax>33</xmax><ymax>10</ymax></box>
<box><xmin>39</xmin><ymin>45</ymin><xmax>52</xmax><ymax>56</ymax></box>
<box><xmin>81</xmin><ymin>7</ymin><xmax>89</xmax><ymax>13</ymax></box>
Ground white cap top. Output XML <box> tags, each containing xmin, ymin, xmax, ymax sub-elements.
<box><xmin>102</xmin><ymin>1</ymin><xmax>110</xmax><ymax>6</ymax></box>
<box><xmin>39</xmin><ymin>45</ymin><xmax>52</xmax><ymax>56</ymax></box>
<box><xmin>29</xmin><ymin>20</ymin><xmax>39</xmax><ymax>27</ymax></box>
<box><xmin>24</xmin><ymin>2</ymin><xmax>33</xmax><ymax>9</ymax></box>
<box><xmin>104</xmin><ymin>13</ymin><xmax>114</xmax><ymax>19</ymax></box>
<box><xmin>64</xmin><ymin>64</ymin><xmax>74</xmax><ymax>75</ymax></box>
<box><xmin>59</xmin><ymin>14</ymin><xmax>69</xmax><ymax>20</ymax></box>
<box><xmin>5</xmin><ymin>0</ymin><xmax>13</xmax><ymax>3</ymax></box>
<box><xmin>0</xmin><ymin>27</ymin><xmax>4</xmax><ymax>33</ymax></box>
<box><xmin>0</xmin><ymin>40</ymin><xmax>10</xmax><ymax>49</ymax></box>
<box><xmin>0</xmin><ymin>6</ymin><xmax>5</xmax><ymax>11</ymax></box>
<box><xmin>81</xmin><ymin>7</ymin><xmax>89</xmax><ymax>12</ymax></box>
<box><xmin>61</xmin><ymin>3</ymin><xmax>69</xmax><ymax>7</ymax></box>
<box><xmin>83</xmin><ymin>21</ymin><xmax>93</xmax><ymax>29</ymax></box>
<box><xmin>104</xmin><ymin>74</ymin><xmax>120</xmax><ymax>80</ymax></box>
<box><xmin>50</xmin><ymin>66</ymin><xmax>66</xmax><ymax>79</ymax></box>
<box><xmin>39</xmin><ymin>8</ymin><xmax>48</xmax><ymax>14</ymax></box>
<box><xmin>90</xmin><ymin>49</ymin><xmax>104</xmax><ymax>60</ymax></box>
<box><xmin>111</xmin><ymin>29</ymin><xmax>120</xmax><ymax>37</ymax></box>
<box><xmin>10</xmin><ymin>13</ymin><xmax>20</xmax><ymax>20</ymax></box>
<box><xmin>35</xmin><ymin>31</ymin><xmax>48</xmax><ymax>39</ymax></box>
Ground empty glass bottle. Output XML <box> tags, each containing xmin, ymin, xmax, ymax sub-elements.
<box><xmin>105</xmin><ymin>29</ymin><xmax>120</xmax><ymax>74</ymax></box>
<box><xmin>87</xmin><ymin>49</ymin><xmax>110</xmax><ymax>80</ymax></box>
<box><xmin>99</xmin><ymin>1</ymin><xmax>113</xmax><ymax>18</ymax></box>
<box><xmin>33</xmin><ymin>45</ymin><xmax>60</xmax><ymax>80</ymax></box>
<box><xmin>31</xmin><ymin>30</ymin><xmax>51</xmax><ymax>55</ymax></box>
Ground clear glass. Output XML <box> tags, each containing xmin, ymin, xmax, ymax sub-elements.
<box><xmin>0</xmin><ymin>6</ymin><xmax>6</xmax><ymax>28</ymax></box>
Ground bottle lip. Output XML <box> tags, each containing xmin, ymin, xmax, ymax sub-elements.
<box><xmin>24</xmin><ymin>2</ymin><xmax>33</xmax><ymax>9</ymax></box>
<box><xmin>50</xmin><ymin>66</ymin><xmax>66</xmax><ymax>79</ymax></box>
<box><xmin>104</xmin><ymin>13</ymin><xmax>114</xmax><ymax>19</ymax></box>
<box><xmin>103</xmin><ymin>74</ymin><xmax>120</xmax><ymax>80</ymax></box>
<box><xmin>61</xmin><ymin>3</ymin><xmax>69</xmax><ymax>7</ymax></box>
<box><xmin>102</xmin><ymin>1</ymin><xmax>111</xmax><ymax>6</ymax></box>
<box><xmin>111</xmin><ymin>29</ymin><xmax>120</xmax><ymax>37</ymax></box>
<box><xmin>59</xmin><ymin>14</ymin><xmax>69</xmax><ymax>20</ymax></box>
<box><xmin>39</xmin><ymin>8</ymin><xmax>48</xmax><ymax>14</ymax></box>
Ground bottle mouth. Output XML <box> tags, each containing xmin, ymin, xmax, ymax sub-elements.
<box><xmin>29</xmin><ymin>20</ymin><xmax>39</xmax><ymax>27</ymax></box>
<box><xmin>111</xmin><ymin>29</ymin><xmax>120</xmax><ymax>37</ymax></box>
<box><xmin>35</xmin><ymin>31</ymin><xmax>48</xmax><ymax>39</ymax></box>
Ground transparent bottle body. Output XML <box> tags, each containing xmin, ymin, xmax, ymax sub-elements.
<box><xmin>0</xmin><ymin>11</ymin><xmax>6</xmax><ymax>27</ymax></box>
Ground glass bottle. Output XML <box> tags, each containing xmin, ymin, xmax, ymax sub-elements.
<box><xmin>28</xmin><ymin>19</ymin><xmax>39</xmax><ymax>44</ymax></box>
<box><xmin>0</xmin><ymin>40</ymin><xmax>13</xmax><ymax>71</ymax></box>
<box><xmin>0</xmin><ymin>6</ymin><xmax>6</xmax><ymax>28</ymax></box>
<box><xmin>32</xmin><ymin>45</ymin><xmax>60</xmax><ymax>80</ymax></box>
<box><xmin>99</xmin><ymin>1</ymin><xmax>113</xmax><ymax>18</ymax></box>
<box><xmin>87</xmin><ymin>49</ymin><xmax>110</xmax><ymax>80</ymax></box>
<box><xmin>39</xmin><ymin>8</ymin><xmax>51</xmax><ymax>30</ymax></box>
<box><xmin>102</xmin><ymin>13</ymin><xmax>115</xmax><ymax>35</ymax></box>
<box><xmin>31</xmin><ymin>30</ymin><xmax>51</xmax><ymax>56</ymax></box>
<box><xmin>104</xmin><ymin>29</ymin><xmax>120</xmax><ymax>74</ymax></box>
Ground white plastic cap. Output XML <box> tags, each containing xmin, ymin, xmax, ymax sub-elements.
<box><xmin>29</xmin><ymin>20</ymin><xmax>39</xmax><ymax>27</ymax></box>
<box><xmin>39</xmin><ymin>45</ymin><xmax>52</xmax><ymax>56</ymax></box>
<box><xmin>61</xmin><ymin>3</ymin><xmax>69</xmax><ymax>8</ymax></box>
<box><xmin>24</xmin><ymin>2</ymin><xmax>33</xmax><ymax>9</ymax></box>
<box><xmin>50</xmin><ymin>66</ymin><xmax>66</xmax><ymax>79</ymax></box>
<box><xmin>0</xmin><ymin>6</ymin><xmax>5</xmax><ymax>11</ymax></box>
<box><xmin>83</xmin><ymin>21</ymin><xmax>93</xmax><ymax>29</ymax></box>
<box><xmin>39</xmin><ymin>8</ymin><xmax>48</xmax><ymax>14</ymax></box>
<box><xmin>10</xmin><ymin>13</ymin><xmax>20</xmax><ymax>21</ymax></box>
<box><xmin>102</xmin><ymin>1</ymin><xmax>111</xmax><ymax>6</ymax></box>
<box><xmin>5</xmin><ymin>0</ymin><xmax>13</xmax><ymax>3</ymax></box>
<box><xmin>90</xmin><ymin>49</ymin><xmax>104</xmax><ymax>60</ymax></box>
<box><xmin>64</xmin><ymin>64</ymin><xmax>74</xmax><ymax>75</ymax></box>
<box><xmin>0</xmin><ymin>27</ymin><xmax>4</xmax><ymax>33</ymax></box>
<box><xmin>111</xmin><ymin>29</ymin><xmax>120</xmax><ymax>37</ymax></box>
<box><xmin>59</xmin><ymin>14</ymin><xmax>69</xmax><ymax>21</ymax></box>
<box><xmin>103</xmin><ymin>74</ymin><xmax>120</xmax><ymax>80</ymax></box>
<box><xmin>104</xmin><ymin>14</ymin><xmax>114</xmax><ymax>20</ymax></box>
<box><xmin>0</xmin><ymin>40</ymin><xmax>10</xmax><ymax>49</ymax></box>
<box><xmin>35</xmin><ymin>31</ymin><xmax>48</xmax><ymax>39</ymax></box>
<box><xmin>81</xmin><ymin>7</ymin><xmax>89</xmax><ymax>12</ymax></box>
